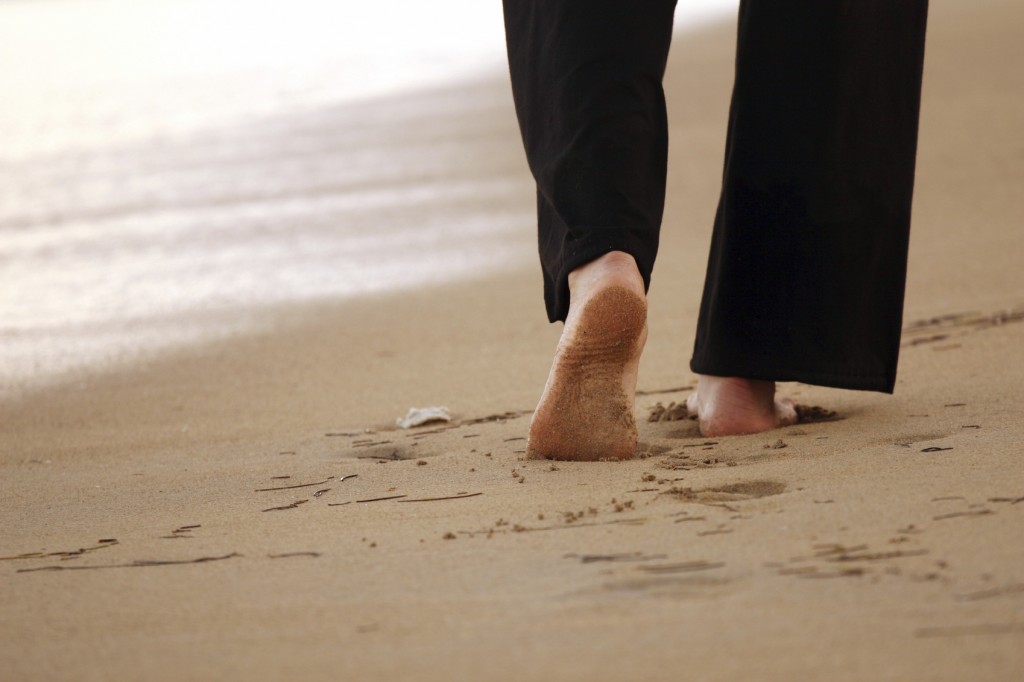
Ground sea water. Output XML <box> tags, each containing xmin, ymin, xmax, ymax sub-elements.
<box><xmin>0</xmin><ymin>0</ymin><xmax>737</xmax><ymax>394</ymax></box>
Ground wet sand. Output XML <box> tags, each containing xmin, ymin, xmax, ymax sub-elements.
<box><xmin>2</xmin><ymin>0</ymin><xmax>1024</xmax><ymax>680</ymax></box>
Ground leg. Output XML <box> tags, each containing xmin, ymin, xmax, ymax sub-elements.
<box><xmin>503</xmin><ymin>0</ymin><xmax>676</xmax><ymax>323</ymax></box>
<box><xmin>503</xmin><ymin>0</ymin><xmax>676</xmax><ymax>459</ymax></box>
<box><xmin>689</xmin><ymin>0</ymin><xmax>929</xmax><ymax>435</ymax></box>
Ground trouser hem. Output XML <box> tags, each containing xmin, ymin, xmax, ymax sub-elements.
<box><xmin>544</xmin><ymin>231</ymin><xmax>655</xmax><ymax>323</ymax></box>
<box><xmin>689</xmin><ymin>356</ymin><xmax>896</xmax><ymax>394</ymax></box>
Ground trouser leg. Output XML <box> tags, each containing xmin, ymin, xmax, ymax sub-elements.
<box><xmin>690</xmin><ymin>0</ymin><xmax>929</xmax><ymax>392</ymax></box>
<box><xmin>503</xmin><ymin>0</ymin><xmax>677</xmax><ymax>322</ymax></box>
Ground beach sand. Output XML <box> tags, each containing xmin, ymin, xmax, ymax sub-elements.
<box><xmin>2</xmin><ymin>0</ymin><xmax>1023</xmax><ymax>679</ymax></box>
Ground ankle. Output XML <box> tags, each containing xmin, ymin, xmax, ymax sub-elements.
<box><xmin>699</xmin><ymin>376</ymin><xmax>776</xmax><ymax>413</ymax></box>
<box><xmin>567</xmin><ymin>251</ymin><xmax>644</xmax><ymax>298</ymax></box>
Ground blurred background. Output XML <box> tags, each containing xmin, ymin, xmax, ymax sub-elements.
<box><xmin>0</xmin><ymin>0</ymin><xmax>738</xmax><ymax>397</ymax></box>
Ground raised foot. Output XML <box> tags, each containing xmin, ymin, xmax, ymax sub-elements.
<box><xmin>526</xmin><ymin>285</ymin><xmax>647</xmax><ymax>460</ymax></box>
<box><xmin>686</xmin><ymin>376</ymin><xmax>797</xmax><ymax>437</ymax></box>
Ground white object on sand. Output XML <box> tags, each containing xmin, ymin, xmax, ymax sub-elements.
<box><xmin>396</xmin><ymin>406</ymin><xmax>452</xmax><ymax>429</ymax></box>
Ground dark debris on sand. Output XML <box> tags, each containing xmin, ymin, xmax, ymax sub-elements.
<box><xmin>794</xmin><ymin>405</ymin><xmax>840</xmax><ymax>424</ymax></box>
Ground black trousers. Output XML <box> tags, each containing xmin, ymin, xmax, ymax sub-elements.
<box><xmin>503</xmin><ymin>0</ymin><xmax>929</xmax><ymax>393</ymax></box>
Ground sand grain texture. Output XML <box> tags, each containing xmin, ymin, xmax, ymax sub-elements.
<box><xmin>2</xmin><ymin>1</ymin><xmax>1024</xmax><ymax>680</ymax></box>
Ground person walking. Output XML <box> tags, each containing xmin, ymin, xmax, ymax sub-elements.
<box><xmin>502</xmin><ymin>0</ymin><xmax>929</xmax><ymax>459</ymax></box>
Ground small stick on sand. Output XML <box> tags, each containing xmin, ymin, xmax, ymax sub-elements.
<box><xmin>255</xmin><ymin>477</ymin><xmax>333</xmax><ymax>492</ymax></box>
<box><xmin>17</xmin><ymin>553</ymin><xmax>242</xmax><ymax>573</ymax></box>
<box><xmin>637</xmin><ymin>560</ymin><xmax>725</xmax><ymax>574</ymax></box>
<box><xmin>933</xmin><ymin>509</ymin><xmax>994</xmax><ymax>521</ymax></box>
<box><xmin>356</xmin><ymin>495</ymin><xmax>407</xmax><ymax>503</ymax></box>
<box><xmin>397</xmin><ymin>493</ymin><xmax>483</xmax><ymax>502</ymax></box>
<box><xmin>262</xmin><ymin>500</ymin><xmax>308</xmax><ymax>512</ymax></box>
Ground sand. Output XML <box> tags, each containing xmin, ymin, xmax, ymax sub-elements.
<box><xmin>2</xmin><ymin>0</ymin><xmax>1023</xmax><ymax>680</ymax></box>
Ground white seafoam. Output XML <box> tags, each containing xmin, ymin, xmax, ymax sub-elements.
<box><xmin>0</xmin><ymin>0</ymin><xmax>739</xmax><ymax>396</ymax></box>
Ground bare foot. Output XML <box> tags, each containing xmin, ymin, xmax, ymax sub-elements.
<box><xmin>526</xmin><ymin>252</ymin><xmax>647</xmax><ymax>460</ymax></box>
<box><xmin>686</xmin><ymin>376</ymin><xmax>797</xmax><ymax>437</ymax></box>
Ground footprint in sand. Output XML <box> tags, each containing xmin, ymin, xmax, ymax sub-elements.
<box><xmin>670</xmin><ymin>480</ymin><xmax>787</xmax><ymax>504</ymax></box>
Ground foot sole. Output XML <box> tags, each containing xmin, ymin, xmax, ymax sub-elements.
<box><xmin>526</xmin><ymin>286</ymin><xmax>647</xmax><ymax>461</ymax></box>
